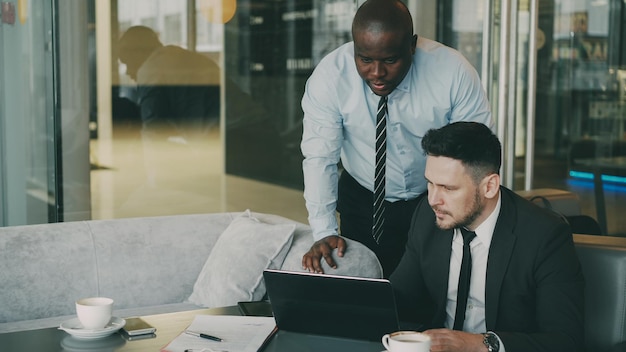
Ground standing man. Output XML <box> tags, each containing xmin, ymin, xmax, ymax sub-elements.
<box><xmin>391</xmin><ymin>122</ymin><xmax>585</xmax><ymax>352</ymax></box>
<box><xmin>300</xmin><ymin>0</ymin><xmax>493</xmax><ymax>276</ymax></box>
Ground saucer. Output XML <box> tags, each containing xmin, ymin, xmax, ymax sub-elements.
<box><xmin>59</xmin><ymin>316</ymin><xmax>126</xmax><ymax>340</ymax></box>
<box><xmin>61</xmin><ymin>334</ymin><xmax>125</xmax><ymax>351</ymax></box>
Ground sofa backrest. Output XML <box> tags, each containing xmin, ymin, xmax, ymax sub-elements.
<box><xmin>574</xmin><ymin>234</ymin><xmax>626</xmax><ymax>352</ymax></box>
<box><xmin>0</xmin><ymin>212</ymin><xmax>237</xmax><ymax>324</ymax></box>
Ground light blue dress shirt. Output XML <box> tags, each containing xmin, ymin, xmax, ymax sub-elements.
<box><xmin>301</xmin><ymin>37</ymin><xmax>494</xmax><ymax>240</ymax></box>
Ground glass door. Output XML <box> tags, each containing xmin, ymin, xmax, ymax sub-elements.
<box><xmin>513</xmin><ymin>0</ymin><xmax>626</xmax><ymax>236</ymax></box>
<box><xmin>440</xmin><ymin>0</ymin><xmax>626</xmax><ymax>236</ymax></box>
<box><xmin>0</xmin><ymin>1</ymin><xmax>60</xmax><ymax>225</ymax></box>
<box><xmin>544</xmin><ymin>0</ymin><xmax>626</xmax><ymax>236</ymax></box>
<box><xmin>0</xmin><ymin>1</ymin><xmax>93</xmax><ymax>225</ymax></box>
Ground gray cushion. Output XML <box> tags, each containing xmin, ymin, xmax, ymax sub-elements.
<box><xmin>280</xmin><ymin>227</ymin><xmax>383</xmax><ymax>279</ymax></box>
<box><xmin>187</xmin><ymin>211</ymin><xmax>296</xmax><ymax>307</ymax></box>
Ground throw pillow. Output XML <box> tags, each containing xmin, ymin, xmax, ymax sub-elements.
<box><xmin>187</xmin><ymin>210</ymin><xmax>296</xmax><ymax>307</ymax></box>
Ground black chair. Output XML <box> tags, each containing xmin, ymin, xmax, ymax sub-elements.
<box><xmin>566</xmin><ymin>214</ymin><xmax>603</xmax><ymax>236</ymax></box>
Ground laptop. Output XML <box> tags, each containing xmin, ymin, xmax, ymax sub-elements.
<box><xmin>262</xmin><ymin>269</ymin><xmax>400</xmax><ymax>341</ymax></box>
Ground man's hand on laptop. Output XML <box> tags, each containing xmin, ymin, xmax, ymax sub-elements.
<box><xmin>302</xmin><ymin>235</ymin><xmax>347</xmax><ymax>274</ymax></box>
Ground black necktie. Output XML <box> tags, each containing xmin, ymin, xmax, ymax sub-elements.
<box><xmin>372</xmin><ymin>95</ymin><xmax>387</xmax><ymax>244</ymax></box>
<box><xmin>453</xmin><ymin>228</ymin><xmax>476</xmax><ymax>330</ymax></box>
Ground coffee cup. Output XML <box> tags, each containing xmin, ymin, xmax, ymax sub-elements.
<box><xmin>75</xmin><ymin>297</ymin><xmax>113</xmax><ymax>330</ymax></box>
<box><xmin>382</xmin><ymin>331</ymin><xmax>431</xmax><ymax>352</ymax></box>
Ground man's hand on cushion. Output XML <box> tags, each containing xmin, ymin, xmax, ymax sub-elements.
<box><xmin>301</xmin><ymin>235</ymin><xmax>347</xmax><ymax>274</ymax></box>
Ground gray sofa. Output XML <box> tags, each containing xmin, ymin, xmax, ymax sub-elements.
<box><xmin>1</xmin><ymin>211</ymin><xmax>625</xmax><ymax>352</ymax></box>
<box><xmin>0</xmin><ymin>211</ymin><xmax>382</xmax><ymax>333</ymax></box>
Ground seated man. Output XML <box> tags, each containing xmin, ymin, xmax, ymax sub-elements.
<box><xmin>390</xmin><ymin>122</ymin><xmax>584</xmax><ymax>352</ymax></box>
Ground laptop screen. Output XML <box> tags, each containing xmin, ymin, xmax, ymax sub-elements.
<box><xmin>263</xmin><ymin>269</ymin><xmax>400</xmax><ymax>341</ymax></box>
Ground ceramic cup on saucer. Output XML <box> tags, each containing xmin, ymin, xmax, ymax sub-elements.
<box><xmin>75</xmin><ymin>297</ymin><xmax>114</xmax><ymax>330</ymax></box>
<box><xmin>382</xmin><ymin>331</ymin><xmax>431</xmax><ymax>352</ymax></box>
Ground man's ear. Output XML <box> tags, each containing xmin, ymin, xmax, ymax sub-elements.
<box><xmin>483</xmin><ymin>173</ymin><xmax>500</xmax><ymax>199</ymax></box>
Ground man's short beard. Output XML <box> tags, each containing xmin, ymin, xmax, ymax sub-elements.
<box><xmin>436</xmin><ymin>189</ymin><xmax>483</xmax><ymax>230</ymax></box>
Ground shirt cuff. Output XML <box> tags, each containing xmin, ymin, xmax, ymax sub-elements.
<box><xmin>309</xmin><ymin>216</ymin><xmax>339</xmax><ymax>241</ymax></box>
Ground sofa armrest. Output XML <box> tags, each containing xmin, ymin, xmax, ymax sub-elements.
<box><xmin>574</xmin><ymin>234</ymin><xmax>626</xmax><ymax>352</ymax></box>
<box><xmin>0</xmin><ymin>222</ymin><xmax>98</xmax><ymax>324</ymax></box>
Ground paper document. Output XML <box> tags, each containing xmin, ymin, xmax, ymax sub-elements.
<box><xmin>161</xmin><ymin>315</ymin><xmax>277</xmax><ymax>352</ymax></box>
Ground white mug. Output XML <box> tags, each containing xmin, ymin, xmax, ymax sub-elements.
<box><xmin>382</xmin><ymin>331</ymin><xmax>431</xmax><ymax>352</ymax></box>
<box><xmin>75</xmin><ymin>297</ymin><xmax>113</xmax><ymax>329</ymax></box>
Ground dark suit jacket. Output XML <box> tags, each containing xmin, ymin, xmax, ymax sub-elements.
<box><xmin>390</xmin><ymin>187</ymin><xmax>585</xmax><ymax>352</ymax></box>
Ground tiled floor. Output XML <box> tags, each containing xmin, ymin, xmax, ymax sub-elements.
<box><xmin>90</xmin><ymin>124</ymin><xmax>626</xmax><ymax>236</ymax></box>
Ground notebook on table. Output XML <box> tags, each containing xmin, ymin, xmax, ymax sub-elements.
<box><xmin>262</xmin><ymin>269</ymin><xmax>400</xmax><ymax>342</ymax></box>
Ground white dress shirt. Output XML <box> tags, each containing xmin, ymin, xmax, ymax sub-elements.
<box><xmin>445</xmin><ymin>194</ymin><xmax>506</xmax><ymax>351</ymax></box>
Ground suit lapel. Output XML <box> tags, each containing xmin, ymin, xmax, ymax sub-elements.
<box><xmin>432</xmin><ymin>227</ymin><xmax>454</xmax><ymax>325</ymax></box>
<box><xmin>485</xmin><ymin>188</ymin><xmax>517</xmax><ymax>329</ymax></box>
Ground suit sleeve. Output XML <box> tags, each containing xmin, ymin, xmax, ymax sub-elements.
<box><xmin>390</xmin><ymin>195</ymin><xmax>437</xmax><ymax>327</ymax></box>
<box><xmin>496</xmin><ymin>216</ymin><xmax>585</xmax><ymax>352</ymax></box>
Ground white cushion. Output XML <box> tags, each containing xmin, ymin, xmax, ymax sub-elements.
<box><xmin>187</xmin><ymin>210</ymin><xmax>296</xmax><ymax>307</ymax></box>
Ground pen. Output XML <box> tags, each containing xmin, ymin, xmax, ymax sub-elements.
<box><xmin>185</xmin><ymin>330</ymin><xmax>223</xmax><ymax>342</ymax></box>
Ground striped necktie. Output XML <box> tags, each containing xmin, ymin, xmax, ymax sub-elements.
<box><xmin>373</xmin><ymin>95</ymin><xmax>387</xmax><ymax>244</ymax></box>
<box><xmin>453</xmin><ymin>228</ymin><xmax>477</xmax><ymax>330</ymax></box>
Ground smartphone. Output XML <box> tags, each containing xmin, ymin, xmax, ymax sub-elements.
<box><xmin>121</xmin><ymin>317</ymin><xmax>157</xmax><ymax>336</ymax></box>
<box><xmin>121</xmin><ymin>331</ymin><xmax>157</xmax><ymax>341</ymax></box>
<box><xmin>237</xmin><ymin>301</ymin><xmax>274</xmax><ymax>317</ymax></box>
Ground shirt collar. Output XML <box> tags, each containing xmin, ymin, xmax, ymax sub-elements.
<box><xmin>472</xmin><ymin>193</ymin><xmax>502</xmax><ymax>249</ymax></box>
<box><xmin>394</xmin><ymin>67</ymin><xmax>413</xmax><ymax>94</ymax></box>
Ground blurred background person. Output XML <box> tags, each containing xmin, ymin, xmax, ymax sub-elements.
<box><xmin>118</xmin><ymin>25</ymin><xmax>220</xmax><ymax>139</ymax></box>
<box><xmin>118</xmin><ymin>25</ymin><xmax>221</xmax><ymax>186</ymax></box>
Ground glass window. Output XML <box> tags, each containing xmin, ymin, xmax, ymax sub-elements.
<box><xmin>0</xmin><ymin>1</ymin><xmax>58</xmax><ymax>225</ymax></box>
<box><xmin>90</xmin><ymin>0</ymin><xmax>309</xmax><ymax>222</ymax></box>
<box><xmin>1</xmin><ymin>0</ymin><xmax>624</xmax><ymax>238</ymax></box>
